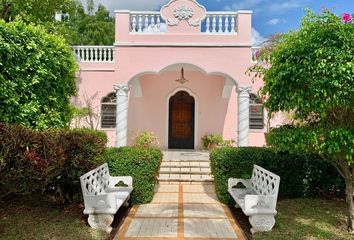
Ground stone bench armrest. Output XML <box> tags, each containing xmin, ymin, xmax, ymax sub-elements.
<box><xmin>109</xmin><ymin>176</ymin><xmax>133</xmax><ymax>188</ymax></box>
<box><xmin>244</xmin><ymin>195</ymin><xmax>277</xmax><ymax>215</ymax></box>
<box><xmin>228</xmin><ymin>178</ymin><xmax>252</xmax><ymax>190</ymax></box>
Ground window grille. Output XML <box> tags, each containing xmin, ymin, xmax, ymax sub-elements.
<box><xmin>101</xmin><ymin>93</ymin><xmax>116</xmax><ymax>128</ymax></box>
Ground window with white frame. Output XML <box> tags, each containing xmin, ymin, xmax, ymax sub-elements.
<box><xmin>250</xmin><ymin>94</ymin><xmax>264</xmax><ymax>130</ymax></box>
<box><xmin>101</xmin><ymin>93</ymin><xmax>116</xmax><ymax>128</ymax></box>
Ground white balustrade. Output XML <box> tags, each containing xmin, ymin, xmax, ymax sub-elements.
<box><xmin>129</xmin><ymin>11</ymin><xmax>237</xmax><ymax>34</ymax></box>
<box><xmin>130</xmin><ymin>12</ymin><xmax>166</xmax><ymax>33</ymax></box>
<box><xmin>72</xmin><ymin>46</ymin><xmax>115</xmax><ymax>62</ymax></box>
<box><xmin>203</xmin><ymin>12</ymin><xmax>237</xmax><ymax>34</ymax></box>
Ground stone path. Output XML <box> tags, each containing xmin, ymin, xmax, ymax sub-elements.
<box><xmin>114</xmin><ymin>151</ymin><xmax>245</xmax><ymax>240</ymax></box>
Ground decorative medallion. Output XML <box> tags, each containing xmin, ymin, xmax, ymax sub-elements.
<box><xmin>174</xmin><ymin>5</ymin><xmax>194</xmax><ymax>21</ymax></box>
<box><xmin>161</xmin><ymin>0</ymin><xmax>207</xmax><ymax>27</ymax></box>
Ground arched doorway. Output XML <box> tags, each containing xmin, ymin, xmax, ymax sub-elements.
<box><xmin>168</xmin><ymin>91</ymin><xmax>195</xmax><ymax>149</ymax></box>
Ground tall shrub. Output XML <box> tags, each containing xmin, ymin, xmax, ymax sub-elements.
<box><xmin>0</xmin><ymin>124</ymin><xmax>107</xmax><ymax>203</ymax></box>
<box><xmin>0</xmin><ymin>20</ymin><xmax>77</xmax><ymax>130</ymax></box>
<box><xmin>0</xmin><ymin>124</ymin><xmax>65</xmax><ymax>198</ymax></box>
<box><xmin>105</xmin><ymin>147</ymin><xmax>162</xmax><ymax>204</ymax></box>
<box><xmin>210</xmin><ymin>147</ymin><xmax>344</xmax><ymax>206</ymax></box>
<box><xmin>50</xmin><ymin>128</ymin><xmax>107</xmax><ymax>203</ymax></box>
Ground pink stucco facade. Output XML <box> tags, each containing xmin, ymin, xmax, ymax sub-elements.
<box><xmin>73</xmin><ymin>0</ymin><xmax>281</xmax><ymax>149</ymax></box>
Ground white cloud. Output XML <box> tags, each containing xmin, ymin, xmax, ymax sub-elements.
<box><xmin>252</xmin><ymin>28</ymin><xmax>267</xmax><ymax>46</ymax></box>
<box><xmin>80</xmin><ymin>0</ymin><xmax>169</xmax><ymax>12</ymax></box>
<box><xmin>267</xmin><ymin>18</ymin><xmax>281</xmax><ymax>25</ymax></box>
<box><xmin>223</xmin><ymin>0</ymin><xmax>303</xmax><ymax>15</ymax></box>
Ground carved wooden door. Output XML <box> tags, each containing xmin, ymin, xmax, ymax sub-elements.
<box><xmin>169</xmin><ymin>91</ymin><xmax>195</xmax><ymax>149</ymax></box>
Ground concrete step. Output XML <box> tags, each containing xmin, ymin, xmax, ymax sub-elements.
<box><xmin>159</xmin><ymin>167</ymin><xmax>211</xmax><ymax>175</ymax></box>
<box><xmin>160</xmin><ymin>161</ymin><xmax>211</xmax><ymax>168</ymax></box>
<box><xmin>158</xmin><ymin>173</ymin><xmax>214</xmax><ymax>182</ymax></box>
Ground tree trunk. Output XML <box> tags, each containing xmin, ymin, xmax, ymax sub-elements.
<box><xmin>345</xmin><ymin>178</ymin><xmax>354</xmax><ymax>232</ymax></box>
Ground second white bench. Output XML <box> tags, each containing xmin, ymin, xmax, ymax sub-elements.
<box><xmin>228</xmin><ymin>165</ymin><xmax>280</xmax><ymax>233</ymax></box>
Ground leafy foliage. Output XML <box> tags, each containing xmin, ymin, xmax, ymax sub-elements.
<box><xmin>132</xmin><ymin>131</ymin><xmax>160</xmax><ymax>148</ymax></box>
<box><xmin>62</xmin><ymin>2</ymin><xmax>115</xmax><ymax>45</ymax></box>
<box><xmin>105</xmin><ymin>147</ymin><xmax>162</xmax><ymax>204</ymax></box>
<box><xmin>0</xmin><ymin>124</ymin><xmax>107</xmax><ymax>203</ymax></box>
<box><xmin>210</xmin><ymin>147</ymin><xmax>343</xmax><ymax>206</ymax></box>
<box><xmin>0</xmin><ymin>0</ymin><xmax>115</xmax><ymax>45</ymax></box>
<box><xmin>49</xmin><ymin>128</ymin><xmax>107</xmax><ymax>203</ymax></box>
<box><xmin>0</xmin><ymin>20</ymin><xmax>77</xmax><ymax>130</ymax></box>
<box><xmin>201</xmin><ymin>134</ymin><xmax>235</xmax><ymax>150</ymax></box>
<box><xmin>0</xmin><ymin>0</ymin><xmax>74</xmax><ymax>23</ymax></box>
<box><xmin>250</xmin><ymin>10</ymin><xmax>354</xmax><ymax>230</ymax></box>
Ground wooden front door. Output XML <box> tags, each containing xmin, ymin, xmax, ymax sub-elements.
<box><xmin>169</xmin><ymin>91</ymin><xmax>195</xmax><ymax>149</ymax></box>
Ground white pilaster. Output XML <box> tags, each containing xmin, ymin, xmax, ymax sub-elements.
<box><xmin>237</xmin><ymin>86</ymin><xmax>251</xmax><ymax>147</ymax></box>
<box><xmin>114</xmin><ymin>84</ymin><xmax>130</xmax><ymax>147</ymax></box>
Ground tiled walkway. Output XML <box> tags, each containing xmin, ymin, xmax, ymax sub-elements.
<box><xmin>114</xmin><ymin>182</ymin><xmax>246</xmax><ymax>240</ymax></box>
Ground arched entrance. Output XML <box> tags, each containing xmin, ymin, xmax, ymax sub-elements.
<box><xmin>168</xmin><ymin>91</ymin><xmax>195</xmax><ymax>149</ymax></box>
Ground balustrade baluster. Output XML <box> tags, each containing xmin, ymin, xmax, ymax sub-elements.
<box><xmin>156</xmin><ymin>16</ymin><xmax>161</xmax><ymax>32</ymax></box>
<box><xmin>144</xmin><ymin>15</ymin><xmax>149</xmax><ymax>32</ymax></box>
<box><xmin>102</xmin><ymin>48</ymin><xmax>106</xmax><ymax>62</ymax></box>
<box><xmin>231</xmin><ymin>16</ymin><xmax>235</xmax><ymax>33</ymax></box>
<box><xmin>206</xmin><ymin>16</ymin><xmax>210</xmax><ymax>33</ymax></box>
<box><xmin>84</xmin><ymin>48</ymin><xmax>88</xmax><ymax>61</ymax></box>
<box><xmin>131</xmin><ymin>15</ymin><xmax>137</xmax><ymax>32</ymax></box>
<box><xmin>151</xmin><ymin>15</ymin><xmax>155</xmax><ymax>32</ymax></box>
<box><xmin>89</xmin><ymin>48</ymin><xmax>94</xmax><ymax>62</ymax></box>
<box><xmin>94</xmin><ymin>47</ymin><xmax>98</xmax><ymax>61</ymax></box>
<box><xmin>212</xmin><ymin>15</ymin><xmax>217</xmax><ymax>33</ymax></box>
<box><xmin>138</xmin><ymin>15</ymin><xmax>143</xmax><ymax>32</ymax></box>
<box><xmin>218</xmin><ymin>15</ymin><xmax>223</xmax><ymax>33</ymax></box>
<box><xmin>225</xmin><ymin>15</ymin><xmax>229</xmax><ymax>33</ymax></box>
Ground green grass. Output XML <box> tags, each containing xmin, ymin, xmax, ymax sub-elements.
<box><xmin>0</xmin><ymin>197</ymin><xmax>108</xmax><ymax>240</ymax></box>
<box><xmin>254</xmin><ymin>198</ymin><xmax>353</xmax><ymax>240</ymax></box>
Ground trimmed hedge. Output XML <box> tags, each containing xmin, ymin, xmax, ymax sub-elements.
<box><xmin>0</xmin><ymin>124</ymin><xmax>107</xmax><ymax>203</ymax></box>
<box><xmin>210</xmin><ymin>147</ymin><xmax>344</xmax><ymax>206</ymax></box>
<box><xmin>105</xmin><ymin>147</ymin><xmax>162</xmax><ymax>204</ymax></box>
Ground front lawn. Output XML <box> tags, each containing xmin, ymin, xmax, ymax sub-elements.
<box><xmin>0</xmin><ymin>196</ymin><xmax>109</xmax><ymax>240</ymax></box>
<box><xmin>254</xmin><ymin>198</ymin><xmax>352</xmax><ymax>240</ymax></box>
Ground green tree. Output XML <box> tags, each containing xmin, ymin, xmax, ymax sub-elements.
<box><xmin>0</xmin><ymin>20</ymin><xmax>77</xmax><ymax>130</ymax></box>
<box><xmin>0</xmin><ymin>0</ymin><xmax>74</xmax><ymax>23</ymax></box>
<box><xmin>62</xmin><ymin>1</ymin><xmax>115</xmax><ymax>45</ymax></box>
<box><xmin>251</xmin><ymin>10</ymin><xmax>354</xmax><ymax>231</ymax></box>
<box><xmin>0</xmin><ymin>0</ymin><xmax>115</xmax><ymax>46</ymax></box>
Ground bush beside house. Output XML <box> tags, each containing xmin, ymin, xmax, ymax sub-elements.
<box><xmin>210</xmin><ymin>147</ymin><xmax>344</xmax><ymax>206</ymax></box>
<box><xmin>105</xmin><ymin>147</ymin><xmax>162</xmax><ymax>204</ymax></box>
<box><xmin>0</xmin><ymin>124</ymin><xmax>107</xmax><ymax>203</ymax></box>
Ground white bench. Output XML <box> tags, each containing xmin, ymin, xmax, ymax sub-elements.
<box><xmin>80</xmin><ymin>163</ymin><xmax>133</xmax><ymax>233</ymax></box>
<box><xmin>228</xmin><ymin>165</ymin><xmax>280</xmax><ymax>233</ymax></box>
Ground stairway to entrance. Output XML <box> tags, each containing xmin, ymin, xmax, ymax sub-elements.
<box><xmin>114</xmin><ymin>150</ymin><xmax>246</xmax><ymax>239</ymax></box>
<box><xmin>158</xmin><ymin>150</ymin><xmax>214</xmax><ymax>182</ymax></box>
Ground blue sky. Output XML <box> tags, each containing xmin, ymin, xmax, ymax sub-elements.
<box><xmin>84</xmin><ymin>0</ymin><xmax>354</xmax><ymax>44</ymax></box>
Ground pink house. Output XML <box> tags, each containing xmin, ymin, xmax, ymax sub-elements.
<box><xmin>72</xmin><ymin>0</ymin><xmax>272</xmax><ymax>149</ymax></box>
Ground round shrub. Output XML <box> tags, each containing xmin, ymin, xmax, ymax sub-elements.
<box><xmin>0</xmin><ymin>20</ymin><xmax>77</xmax><ymax>130</ymax></box>
<box><xmin>105</xmin><ymin>147</ymin><xmax>162</xmax><ymax>204</ymax></box>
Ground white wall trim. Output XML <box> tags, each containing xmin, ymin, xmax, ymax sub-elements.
<box><xmin>165</xmin><ymin>87</ymin><xmax>199</xmax><ymax>149</ymax></box>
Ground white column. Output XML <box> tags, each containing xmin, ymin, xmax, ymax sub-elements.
<box><xmin>114</xmin><ymin>84</ymin><xmax>130</xmax><ymax>147</ymax></box>
<box><xmin>237</xmin><ymin>86</ymin><xmax>251</xmax><ymax>147</ymax></box>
